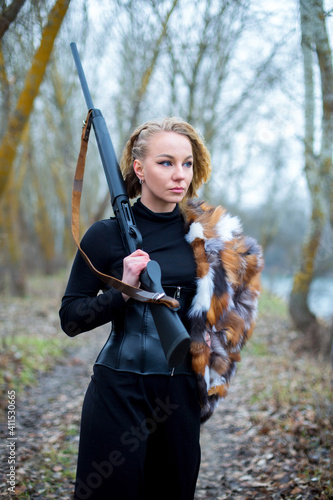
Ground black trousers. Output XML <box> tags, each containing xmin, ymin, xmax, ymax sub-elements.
<box><xmin>73</xmin><ymin>365</ymin><xmax>201</xmax><ymax>500</ymax></box>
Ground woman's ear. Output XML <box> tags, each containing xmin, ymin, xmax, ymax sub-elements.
<box><xmin>133</xmin><ymin>159</ymin><xmax>144</xmax><ymax>182</ymax></box>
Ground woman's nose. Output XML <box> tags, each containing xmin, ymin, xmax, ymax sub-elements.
<box><xmin>173</xmin><ymin>164</ymin><xmax>185</xmax><ymax>179</ymax></box>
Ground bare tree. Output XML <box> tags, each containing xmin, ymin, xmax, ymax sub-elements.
<box><xmin>312</xmin><ymin>0</ymin><xmax>333</xmax><ymax>229</ymax></box>
<box><xmin>90</xmin><ymin>0</ymin><xmax>179</xmax><ymax>222</ymax></box>
<box><xmin>289</xmin><ymin>0</ymin><xmax>333</xmax><ymax>334</ymax></box>
<box><xmin>0</xmin><ymin>0</ymin><xmax>71</xmax><ymax>198</ymax></box>
<box><xmin>0</xmin><ymin>0</ymin><xmax>72</xmax><ymax>293</ymax></box>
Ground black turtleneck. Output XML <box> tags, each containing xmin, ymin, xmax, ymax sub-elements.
<box><xmin>59</xmin><ymin>199</ymin><xmax>196</xmax><ymax>337</ymax></box>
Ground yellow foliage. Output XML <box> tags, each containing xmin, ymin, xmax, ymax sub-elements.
<box><xmin>0</xmin><ymin>0</ymin><xmax>71</xmax><ymax>198</ymax></box>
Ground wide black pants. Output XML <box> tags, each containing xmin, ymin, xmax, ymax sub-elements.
<box><xmin>74</xmin><ymin>365</ymin><xmax>201</xmax><ymax>500</ymax></box>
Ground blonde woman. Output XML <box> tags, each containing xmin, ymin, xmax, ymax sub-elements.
<box><xmin>60</xmin><ymin>117</ymin><xmax>263</xmax><ymax>500</ymax></box>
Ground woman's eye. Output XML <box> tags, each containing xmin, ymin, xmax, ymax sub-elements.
<box><xmin>184</xmin><ymin>161</ymin><xmax>193</xmax><ymax>168</ymax></box>
<box><xmin>158</xmin><ymin>160</ymin><xmax>172</xmax><ymax>167</ymax></box>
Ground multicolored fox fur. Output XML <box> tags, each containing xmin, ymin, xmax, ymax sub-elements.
<box><xmin>184</xmin><ymin>200</ymin><xmax>264</xmax><ymax>423</ymax></box>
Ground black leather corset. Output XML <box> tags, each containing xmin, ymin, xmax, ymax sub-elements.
<box><xmin>95</xmin><ymin>286</ymin><xmax>195</xmax><ymax>375</ymax></box>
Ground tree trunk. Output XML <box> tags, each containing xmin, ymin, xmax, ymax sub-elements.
<box><xmin>312</xmin><ymin>0</ymin><xmax>333</xmax><ymax>358</ymax></box>
<box><xmin>0</xmin><ymin>126</ymin><xmax>29</xmax><ymax>295</ymax></box>
<box><xmin>0</xmin><ymin>0</ymin><xmax>71</xmax><ymax>198</ymax></box>
<box><xmin>31</xmin><ymin>165</ymin><xmax>56</xmax><ymax>274</ymax></box>
<box><xmin>289</xmin><ymin>212</ymin><xmax>325</xmax><ymax>328</ymax></box>
<box><xmin>312</xmin><ymin>0</ymin><xmax>333</xmax><ymax>230</ymax></box>
<box><xmin>289</xmin><ymin>0</ymin><xmax>326</xmax><ymax>330</ymax></box>
<box><xmin>0</xmin><ymin>42</ymin><xmax>10</xmax><ymax>137</ymax></box>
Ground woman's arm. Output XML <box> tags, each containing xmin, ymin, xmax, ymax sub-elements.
<box><xmin>59</xmin><ymin>220</ymin><xmax>151</xmax><ymax>337</ymax></box>
<box><xmin>59</xmin><ymin>220</ymin><xmax>126</xmax><ymax>337</ymax></box>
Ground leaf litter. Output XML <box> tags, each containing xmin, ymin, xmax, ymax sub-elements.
<box><xmin>0</xmin><ymin>277</ymin><xmax>332</xmax><ymax>499</ymax></box>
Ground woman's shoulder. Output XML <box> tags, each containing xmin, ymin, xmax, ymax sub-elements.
<box><xmin>81</xmin><ymin>217</ymin><xmax>122</xmax><ymax>249</ymax></box>
<box><xmin>184</xmin><ymin>198</ymin><xmax>264</xmax><ymax>283</ymax></box>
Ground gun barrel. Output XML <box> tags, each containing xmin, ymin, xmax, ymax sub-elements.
<box><xmin>70</xmin><ymin>42</ymin><xmax>94</xmax><ymax>110</ymax></box>
<box><xmin>91</xmin><ymin>110</ymin><xmax>127</xmax><ymax>201</ymax></box>
<box><xmin>70</xmin><ymin>44</ymin><xmax>128</xmax><ymax>205</ymax></box>
<box><xmin>70</xmin><ymin>44</ymin><xmax>141</xmax><ymax>255</ymax></box>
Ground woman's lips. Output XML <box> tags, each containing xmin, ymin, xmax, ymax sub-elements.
<box><xmin>170</xmin><ymin>187</ymin><xmax>184</xmax><ymax>193</ymax></box>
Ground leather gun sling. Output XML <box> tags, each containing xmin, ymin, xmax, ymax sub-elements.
<box><xmin>71</xmin><ymin>110</ymin><xmax>179</xmax><ymax>310</ymax></box>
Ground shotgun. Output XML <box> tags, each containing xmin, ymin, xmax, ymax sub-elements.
<box><xmin>70</xmin><ymin>42</ymin><xmax>191</xmax><ymax>367</ymax></box>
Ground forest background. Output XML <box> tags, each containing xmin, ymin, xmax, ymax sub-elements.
<box><xmin>0</xmin><ymin>0</ymin><xmax>332</xmax><ymax>352</ymax></box>
<box><xmin>0</xmin><ymin>0</ymin><xmax>332</xmax><ymax>497</ymax></box>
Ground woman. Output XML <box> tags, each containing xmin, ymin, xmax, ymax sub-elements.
<box><xmin>59</xmin><ymin>117</ymin><xmax>263</xmax><ymax>500</ymax></box>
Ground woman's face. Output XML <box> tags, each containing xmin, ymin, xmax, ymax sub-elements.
<box><xmin>133</xmin><ymin>131</ymin><xmax>193</xmax><ymax>213</ymax></box>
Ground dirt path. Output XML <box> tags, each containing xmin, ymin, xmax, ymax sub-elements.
<box><xmin>3</xmin><ymin>325</ymin><xmax>263</xmax><ymax>499</ymax></box>
<box><xmin>1</xmin><ymin>309</ymin><xmax>331</xmax><ymax>499</ymax></box>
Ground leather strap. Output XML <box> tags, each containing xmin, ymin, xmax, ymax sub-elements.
<box><xmin>71</xmin><ymin>110</ymin><xmax>179</xmax><ymax>310</ymax></box>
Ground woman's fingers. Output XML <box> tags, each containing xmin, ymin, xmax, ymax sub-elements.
<box><xmin>122</xmin><ymin>250</ymin><xmax>151</xmax><ymax>298</ymax></box>
<box><xmin>123</xmin><ymin>250</ymin><xmax>150</xmax><ymax>276</ymax></box>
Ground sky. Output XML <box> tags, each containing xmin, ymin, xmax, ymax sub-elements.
<box><xmin>67</xmin><ymin>0</ymin><xmax>333</xmax><ymax>209</ymax></box>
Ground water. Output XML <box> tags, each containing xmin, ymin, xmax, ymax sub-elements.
<box><xmin>261</xmin><ymin>273</ymin><xmax>333</xmax><ymax>320</ymax></box>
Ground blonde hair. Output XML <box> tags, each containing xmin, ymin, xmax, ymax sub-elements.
<box><xmin>120</xmin><ymin>117</ymin><xmax>211</xmax><ymax>200</ymax></box>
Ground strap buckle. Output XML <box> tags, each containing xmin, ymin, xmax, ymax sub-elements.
<box><xmin>151</xmin><ymin>292</ymin><xmax>166</xmax><ymax>301</ymax></box>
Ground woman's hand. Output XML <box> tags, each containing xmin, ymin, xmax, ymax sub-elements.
<box><xmin>121</xmin><ymin>249</ymin><xmax>150</xmax><ymax>301</ymax></box>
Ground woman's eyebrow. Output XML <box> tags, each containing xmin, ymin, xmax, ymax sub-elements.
<box><xmin>156</xmin><ymin>153</ymin><xmax>193</xmax><ymax>159</ymax></box>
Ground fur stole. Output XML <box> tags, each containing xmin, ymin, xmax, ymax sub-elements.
<box><xmin>183</xmin><ymin>200</ymin><xmax>264</xmax><ymax>423</ymax></box>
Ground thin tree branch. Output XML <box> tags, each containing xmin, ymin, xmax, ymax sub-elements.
<box><xmin>0</xmin><ymin>0</ymin><xmax>27</xmax><ymax>40</ymax></box>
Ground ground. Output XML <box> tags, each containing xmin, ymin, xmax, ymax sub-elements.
<box><xmin>0</xmin><ymin>274</ymin><xmax>332</xmax><ymax>499</ymax></box>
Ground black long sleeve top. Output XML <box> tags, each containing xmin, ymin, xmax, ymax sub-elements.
<box><xmin>59</xmin><ymin>199</ymin><xmax>197</xmax><ymax>337</ymax></box>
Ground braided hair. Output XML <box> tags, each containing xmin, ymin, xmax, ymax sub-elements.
<box><xmin>120</xmin><ymin>117</ymin><xmax>211</xmax><ymax>200</ymax></box>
